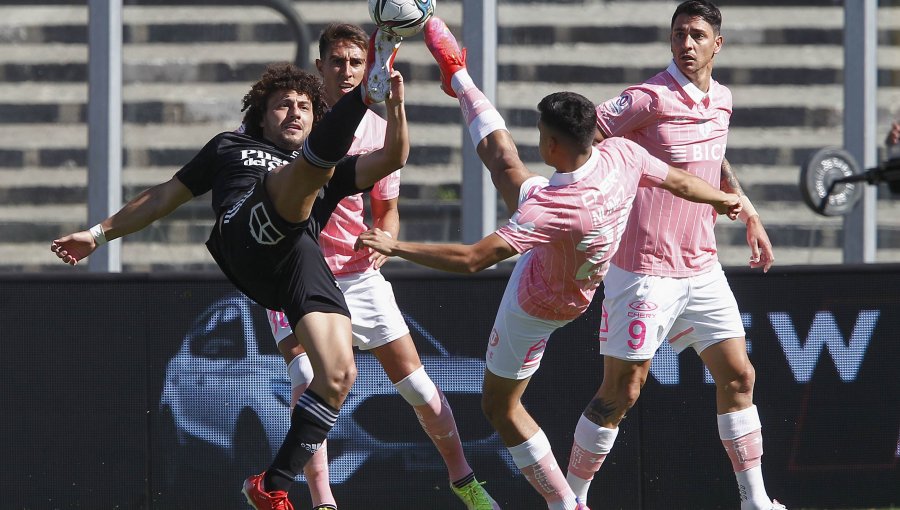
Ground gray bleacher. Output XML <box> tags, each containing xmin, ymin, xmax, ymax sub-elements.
<box><xmin>1</xmin><ymin>0</ymin><xmax>899</xmax><ymax>272</ymax></box>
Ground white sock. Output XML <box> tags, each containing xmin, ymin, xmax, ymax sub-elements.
<box><xmin>451</xmin><ymin>68</ymin><xmax>475</xmax><ymax>95</ymax></box>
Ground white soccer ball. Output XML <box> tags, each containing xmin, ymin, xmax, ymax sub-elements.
<box><xmin>369</xmin><ymin>0</ymin><xmax>436</xmax><ymax>38</ymax></box>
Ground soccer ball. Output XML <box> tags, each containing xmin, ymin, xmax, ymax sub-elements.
<box><xmin>369</xmin><ymin>0</ymin><xmax>436</xmax><ymax>38</ymax></box>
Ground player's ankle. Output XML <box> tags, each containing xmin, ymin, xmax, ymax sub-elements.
<box><xmin>451</xmin><ymin>69</ymin><xmax>474</xmax><ymax>95</ymax></box>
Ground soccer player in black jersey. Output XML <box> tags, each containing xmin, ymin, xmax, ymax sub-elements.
<box><xmin>51</xmin><ymin>29</ymin><xmax>406</xmax><ymax>510</ymax></box>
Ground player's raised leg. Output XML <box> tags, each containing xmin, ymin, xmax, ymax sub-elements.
<box><xmin>423</xmin><ymin>16</ymin><xmax>533</xmax><ymax>215</ymax></box>
<box><xmin>266</xmin><ymin>27</ymin><xmax>401</xmax><ymax>225</ymax></box>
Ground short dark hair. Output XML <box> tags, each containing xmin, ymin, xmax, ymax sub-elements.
<box><xmin>537</xmin><ymin>92</ymin><xmax>597</xmax><ymax>149</ymax></box>
<box><xmin>240</xmin><ymin>62</ymin><xmax>328</xmax><ymax>139</ymax></box>
<box><xmin>672</xmin><ymin>0</ymin><xmax>722</xmax><ymax>35</ymax></box>
<box><xmin>318</xmin><ymin>23</ymin><xmax>369</xmax><ymax>60</ymax></box>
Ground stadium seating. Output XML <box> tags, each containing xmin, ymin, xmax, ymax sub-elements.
<box><xmin>1</xmin><ymin>0</ymin><xmax>899</xmax><ymax>271</ymax></box>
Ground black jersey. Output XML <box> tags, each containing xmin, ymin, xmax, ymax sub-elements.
<box><xmin>176</xmin><ymin>131</ymin><xmax>299</xmax><ymax>217</ymax></box>
<box><xmin>179</xmin><ymin>131</ymin><xmax>369</xmax><ymax>326</ymax></box>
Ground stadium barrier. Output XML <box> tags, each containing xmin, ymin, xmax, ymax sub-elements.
<box><xmin>1</xmin><ymin>265</ymin><xmax>898</xmax><ymax>509</ymax></box>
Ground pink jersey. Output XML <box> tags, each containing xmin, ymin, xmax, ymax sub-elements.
<box><xmin>495</xmin><ymin>138</ymin><xmax>669</xmax><ymax>321</ymax></box>
<box><xmin>597</xmin><ymin>61</ymin><xmax>732</xmax><ymax>277</ymax></box>
<box><xmin>319</xmin><ymin>109</ymin><xmax>401</xmax><ymax>276</ymax></box>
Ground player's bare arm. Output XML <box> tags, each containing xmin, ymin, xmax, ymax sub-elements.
<box><xmin>720</xmin><ymin>157</ymin><xmax>775</xmax><ymax>272</ymax></box>
<box><xmin>50</xmin><ymin>177</ymin><xmax>193</xmax><ymax>265</ymax></box>
<box><xmin>356</xmin><ymin>229</ymin><xmax>516</xmax><ymax>273</ymax></box>
<box><xmin>661</xmin><ymin>166</ymin><xmax>741</xmax><ymax>219</ymax></box>
<box><xmin>355</xmin><ymin>71</ymin><xmax>409</xmax><ymax>189</ymax></box>
<box><xmin>475</xmin><ymin>129</ymin><xmax>537</xmax><ymax>216</ymax></box>
<box><xmin>368</xmin><ymin>196</ymin><xmax>400</xmax><ymax>268</ymax></box>
<box><xmin>719</xmin><ymin>157</ymin><xmax>744</xmax><ymax>195</ymax></box>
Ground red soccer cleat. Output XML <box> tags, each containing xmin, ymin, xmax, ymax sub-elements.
<box><xmin>242</xmin><ymin>472</ymin><xmax>294</xmax><ymax>510</ymax></box>
<box><xmin>423</xmin><ymin>16</ymin><xmax>467</xmax><ymax>98</ymax></box>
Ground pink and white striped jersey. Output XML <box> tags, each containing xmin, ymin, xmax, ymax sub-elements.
<box><xmin>495</xmin><ymin>138</ymin><xmax>669</xmax><ymax>321</ymax></box>
<box><xmin>597</xmin><ymin>61</ymin><xmax>732</xmax><ymax>277</ymax></box>
<box><xmin>319</xmin><ymin>108</ymin><xmax>401</xmax><ymax>276</ymax></box>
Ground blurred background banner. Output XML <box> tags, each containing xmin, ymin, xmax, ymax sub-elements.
<box><xmin>1</xmin><ymin>266</ymin><xmax>898</xmax><ymax>509</ymax></box>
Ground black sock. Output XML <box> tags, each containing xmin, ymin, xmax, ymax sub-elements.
<box><xmin>264</xmin><ymin>390</ymin><xmax>340</xmax><ymax>492</ymax></box>
<box><xmin>302</xmin><ymin>87</ymin><xmax>368</xmax><ymax>168</ymax></box>
<box><xmin>452</xmin><ymin>471</ymin><xmax>475</xmax><ymax>489</ymax></box>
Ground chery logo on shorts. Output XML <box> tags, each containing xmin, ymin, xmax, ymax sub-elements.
<box><xmin>627</xmin><ymin>300</ymin><xmax>657</xmax><ymax>318</ymax></box>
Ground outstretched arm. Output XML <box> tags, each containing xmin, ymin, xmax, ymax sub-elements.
<box><xmin>660</xmin><ymin>166</ymin><xmax>741</xmax><ymax>219</ymax></box>
<box><xmin>356</xmin><ymin>229</ymin><xmax>516</xmax><ymax>273</ymax></box>
<box><xmin>50</xmin><ymin>177</ymin><xmax>193</xmax><ymax>265</ymax></box>
<box><xmin>720</xmin><ymin>157</ymin><xmax>774</xmax><ymax>272</ymax></box>
<box><xmin>355</xmin><ymin>71</ymin><xmax>409</xmax><ymax>190</ymax></box>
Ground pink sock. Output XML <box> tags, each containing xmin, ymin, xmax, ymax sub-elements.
<box><xmin>414</xmin><ymin>389</ymin><xmax>472</xmax><ymax>481</ymax></box>
<box><xmin>303</xmin><ymin>440</ymin><xmax>336</xmax><ymax>507</ymax></box>
<box><xmin>509</xmin><ymin>431</ymin><xmax>577</xmax><ymax>508</ymax></box>
<box><xmin>519</xmin><ymin>453</ymin><xmax>577</xmax><ymax>508</ymax></box>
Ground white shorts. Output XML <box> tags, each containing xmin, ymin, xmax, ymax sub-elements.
<box><xmin>486</xmin><ymin>253</ymin><xmax>572</xmax><ymax>380</ymax></box>
<box><xmin>598</xmin><ymin>263</ymin><xmax>745</xmax><ymax>361</ymax></box>
<box><xmin>269</xmin><ymin>270</ymin><xmax>410</xmax><ymax>350</ymax></box>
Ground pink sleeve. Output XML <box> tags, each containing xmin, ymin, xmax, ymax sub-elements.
<box><xmin>496</xmin><ymin>197</ymin><xmax>566</xmax><ymax>254</ymax></box>
<box><xmin>608</xmin><ymin>137</ymin><xmax>669</xmax><ymax>188</ymax></box>
<box><xmin>596</xmin><ymin>87</ymin><xmax>656</xmax><ymax>138</ymax></box>
<box><xmin>371</xmin><ymin>170</ymin><xmax>401</xmax><ymax>200</ymax></box>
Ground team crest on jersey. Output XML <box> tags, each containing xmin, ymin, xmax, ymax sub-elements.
<box><xmin>606</xmin><ymin>94</ymin><xmax>632</xmax><ymax>115</ymax></box>
<box><xmin>249</xmin><ymin>202</ymin><xmax>286</xmax><ymax>245</ymax></box>
<box><xmin>628</xmin><ymin>300</ymin><xmax>658</xmax><ymax>312</ymax></box>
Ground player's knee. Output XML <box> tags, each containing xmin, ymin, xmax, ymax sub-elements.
<box><xmin>287</xmin><ymin>353</ymin><xmax>314</xmax><ymax>390</ymax></box>
<box><xmin>480</xmin><ymin>392</ymin><xmax>512</xmax><ymax>427</ymax></box>
<box><xmin>393</xmin><ymin>366</ymin><xmax>437</xmax><ymax>406</ymax></box>
<box><xmin>603</xmin><ymin>374</ymin><xmax>644</xmax><ymax>413</ymax></box>
<box><xmin>320</xmin><ymin>362</ymin><xmax>357</xmax><ymax>399</ymax></box>
<box><xmin>724</xmin><ymin>362</ymin><xmax>756</xmax><ymax>396</ymax></box>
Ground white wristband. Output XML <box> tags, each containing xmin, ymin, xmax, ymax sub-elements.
<box><xmin>90</xmin><ymin>224</ymin><xmax>108</xmax><ymax>246</ymax></box>
<box><xmin>382</xmin><ymin>230</ymin><xmax>393</xmax><ymax>238</ymax></box>
<box><xmin>737</xmin><ymin>196</ymin><xmax>759</xmax><ymax>223</ymax></box>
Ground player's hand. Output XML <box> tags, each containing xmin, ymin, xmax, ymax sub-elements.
<box><xmin>714</xmin><ymin>193</ymin><xmax>742</xmax><ymax>220</ymax></box>
<box><xmin>369</xmin><ymin>250</ymin><xmax>390</xmax><ymax>269</ymax></box>
<box><xmin>385</xmin><ymin>70</ymin><xmax>404</xmax><ymax>106</ymax></box>
<box><xmin>745</xmin><ymin>216</ymin><xmax>774</xmax><ymax>273</ymax></box>
<box><xmin>355</xmin><ymin>228</ymin><xmax>398</xmax><ymax>256</ymax></box>
<box><xmin>887</xmin><ymin>121</ymin><xmax>900</xmax><ymax>147</ymax></box>
<box><xmin>50</xmin><ymin>230</ymin><xmax>97</xmax><ymax>266</ymax></box>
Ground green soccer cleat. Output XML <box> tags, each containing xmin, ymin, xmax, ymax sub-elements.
<box><xmin>451</xmin><ymin>478</ymin><xmax>501</xmax><ymax>510</ymax></box>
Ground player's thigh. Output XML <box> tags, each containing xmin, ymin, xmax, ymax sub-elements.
<box><xmin>266</xmin><ymin>161</ymin><xmax>333</xmax><ymax>223</ymax></box>
<box><xmin>486</xmin><ymin>289</ymin><xmax>569</xmax><ymax>380</ymax></box>
<box><xmin>671</xmin><ymin>264</ymin><xmax>746</xmax><ymax>354</ymax></box>
<box><xmin>338</xmin><ymin>271</ymin><xmax>411</xmax><ymax>350</ymax></box>
<box><xmin>293</xmin><ymin>311</ymin><xmax>354</xmax><ymax>377</ymax></box>
<box><xmin>598</xmin><ymin>265</ymin><xmax>687</xmax><ymax>361</ymax></box>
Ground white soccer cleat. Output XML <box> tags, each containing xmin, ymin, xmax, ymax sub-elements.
<box><xmin>770</xmin><ymin>499</ymin><xmax>787</xmax><ymax>510</ymax></box>
<box><xmin>362</xmin><ymin>28</ymin><xmax>402</xmax><ymax>105</ymax></box>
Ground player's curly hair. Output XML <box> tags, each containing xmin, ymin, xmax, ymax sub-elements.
<box><xmin>537</xmin><ymin>91</ymin><xmax>597</xmax><ymax>149</ymax></box>
<box><xmin>240</xmin><ymin>63</ymin><xmax>328</xmax><ymax>139</ymax></box>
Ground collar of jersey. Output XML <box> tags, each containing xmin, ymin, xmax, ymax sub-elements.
<box><xmin>666</xmin><ymin>60</ymin><xmax>709</xmax><ymax>105</ymax></box>
<box><xmin>549</xmin><ymin>147</ymin><xmax>600</xmax><ymax>186</ymax></box>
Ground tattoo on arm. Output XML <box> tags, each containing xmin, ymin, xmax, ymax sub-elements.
<box><xmin>720</xmin><ymin>158</ymin><xmax>744</xmax><ymax>195</ymax></box>
<box><xmin>584</xmin><ymin>397</ymin><xmax>621</xmax><ymax>424</ymax></box>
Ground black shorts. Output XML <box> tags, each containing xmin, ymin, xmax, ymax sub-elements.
<box><xmin>206</xmin><ymin>174</ymin><xmax>350</xmax><ymax>330</ymax></box>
